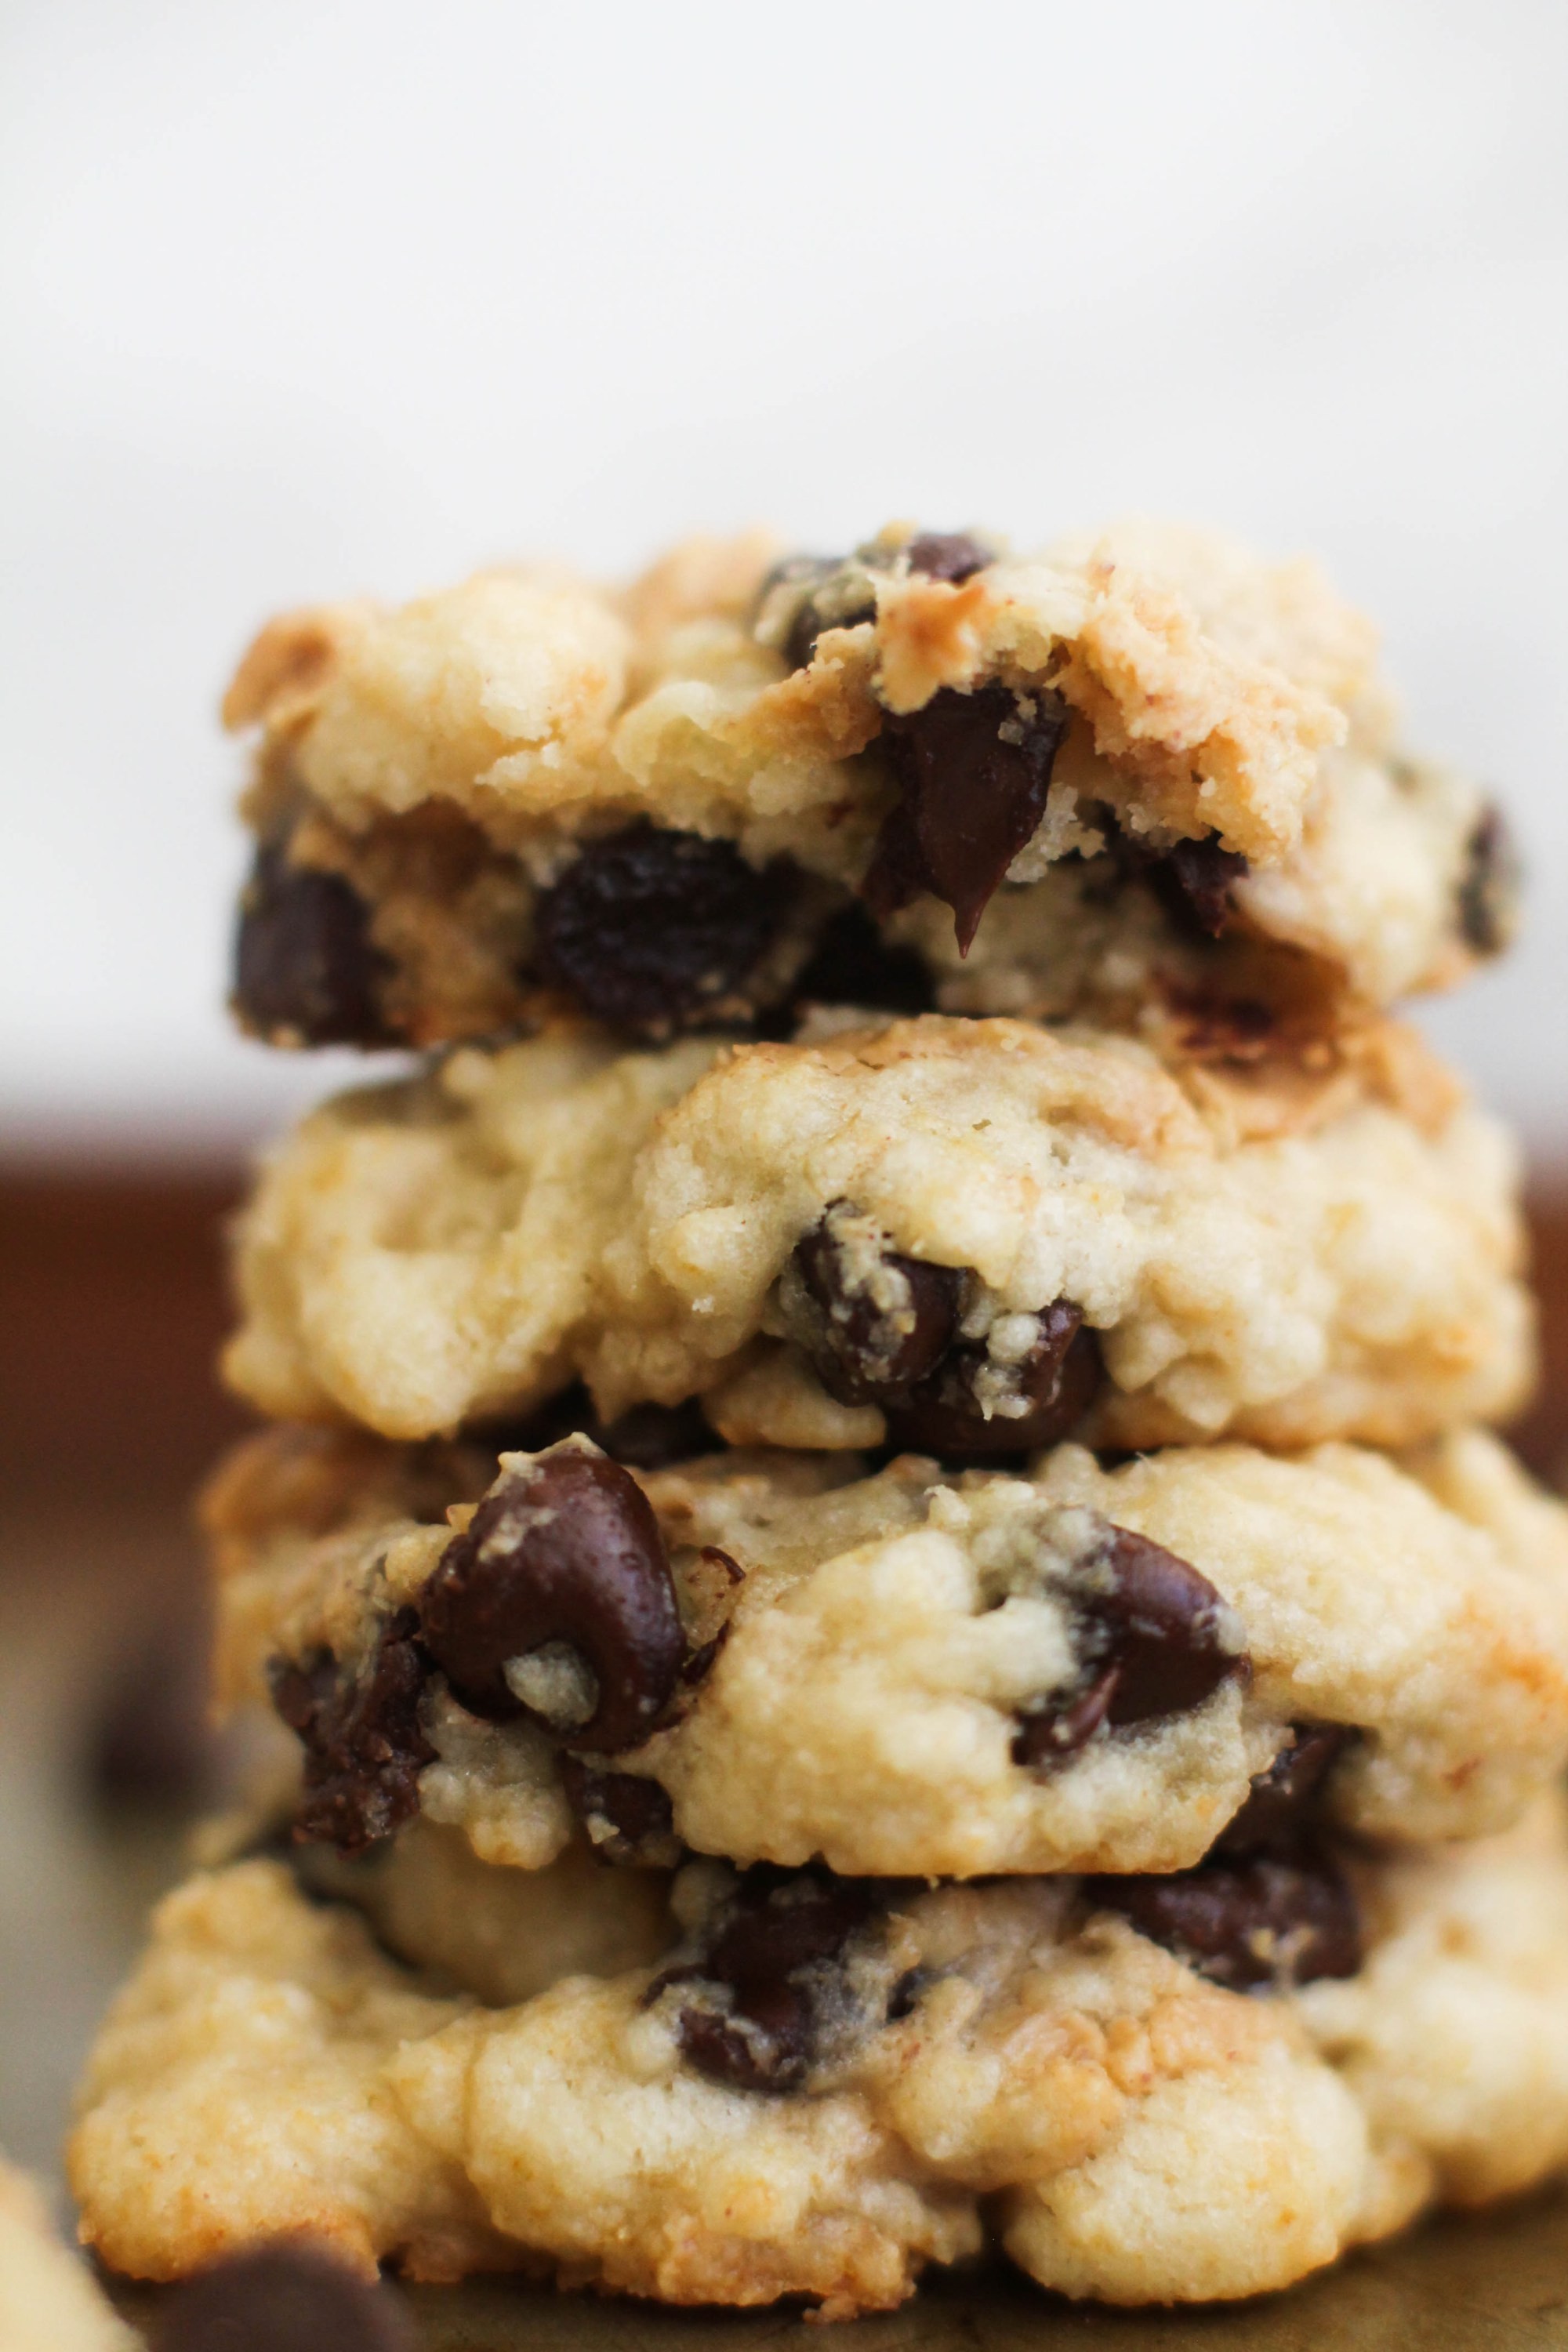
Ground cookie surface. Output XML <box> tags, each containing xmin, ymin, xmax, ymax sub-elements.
<box><xmin>69</xmin><ymin>1801</ymin><xmax>1568</xmax><ymax>2310</ymax></box>
<box><xmin>207</xmin><ymin>1423</ymin><xmax>1568</xmax><ymax>1878</ymax></box>
<box><xmin>225</xmin><ymin>522</ymin><xmax>1510</xmax><ymax>1051</ymax></box>
<box><xmin>223</xmin><ymin>1014</ymin><xmax>1530</xmax><ymax>1453</ymax></box>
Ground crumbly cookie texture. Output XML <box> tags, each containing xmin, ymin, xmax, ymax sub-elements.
<box><xmin>223</xmin><ymin>1014</ymin><xmax>1530</xmax><ymax>1453</ymax></box>
<box><xmin>225</xmin><ymin>522</ymin><xmax>1509</xmax><ymax>1052</ymax></box>
<box><xmin>0</xmin><ymin>2158</ymin><xmax>135</xmax><ymax>2352</ymax></box>
<box><xmin>70</xmin><ymin>1804</ymin><xmax>1568</xmax><ymax>2310</ymax></box>
<box><xmin>208</xmin><ymin>1423</ymin><xmax>1568</xmax><ymax>1879</ymax></box>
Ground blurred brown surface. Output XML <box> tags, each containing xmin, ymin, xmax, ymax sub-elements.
<box><xmin>0</xmin><ymin>1167</ymin><xmax>252</xmax><ymax>1514</ymax></box>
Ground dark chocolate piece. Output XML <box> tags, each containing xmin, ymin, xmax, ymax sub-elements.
<box><xmin>535</xmin><ymin>822</ymin><xmax>789</xmax><ymax>1034</ymax></box>
<box><xmin>419</xmin><ymin>1447</ymin><xmax>684</xmax><ymax>1752</ymax></box>
<box><xmin>234</xmin><ymin>840</ymin><xmax>394</xmax><ymax>1045</ymax></box>
<box><xmin>269</xmin><ymin>1608</ymin><xmax>434</xmax><ymax>1857</ymax></box>
<box><xmin>862</xmin><ymin>684</ymin><xmax>1069</xmax><ymax>952</ymax></box>
<box><xmin>1087</xmin><ymin>1846</ymin><xmax>1362</xmax><ymax>1992</ymax></box>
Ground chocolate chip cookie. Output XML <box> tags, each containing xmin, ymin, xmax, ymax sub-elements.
<box><xmin>205</xmin><ymin>1423</ymin><xmax>1568</xmax><ymax>1879</ymax></box>
<box><xmin>224</xmin><ymin>523</ymin><xmax>1510</xmax><ymax>1052</ymax></box>
<box><xmin>68</xmin><ymin>1800</ymin><xmax>1568</xmax><ymax>2310</ymax></box>
<box><xmin>223</xmin><ymin>1014</ymin><xmax>1530</xmax><ymax>1453</ymax></box>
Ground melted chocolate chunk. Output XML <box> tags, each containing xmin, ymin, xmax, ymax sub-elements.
<box><xmin>791</xmin><ymin>1206</ymin><xmax>964</xmax><ymax>1404</ymax></box>
<box><xmin>1217</xmin><ymin>1725</ymin><xmax>1351</xmax><ymax>1854</ymax></box>
<box><xmin>233</xmin><ymin>840</ymin><xmax>394</xmax><ymax>1045</ymax></box>
<box><xmin>155</xmin><ymin>2239</ymin><xmax>414</xmax><ymax>2352</ymax></box>
<box><xmin>862</xmin><ymin>683</ymin><xmax>1069</xmax><ymax>952</ymax></box>
<box><xmin>1149</xmin><ymin>835</ymin><xmax>1250</xmax><ymax>938</ymax></box>
<box><xmin>557</xmin><ymin>1754</ymin><xmax>680</xmax><ymax>1866</ymax></box>
<box><xmin>1013</xmin><ymin>1524</ymin><xmax>1245</xmax><ymax>1769</ymax></box>
<box><xmin>419</xmin><ymin>1447</ymin><xmax>684</xmax><ymax>1752</ymax></box>
<box><xmin>535</xmin><ymin>822</ymin><xmax>790</xmax><ymax>1034</ymax></box>
<box><xmin>885</xmin><ymin>1302</ymin><xmax>1101</xmax><ymax>1459</ymax></box>
<box><xmin>1457</xmin><ymin>804</ymin><xmax>1521</xmax><ymax>956</ymax></box>
<box><xmin>269</xmin><ymin>1608</ymin><xmax>434</xmax><ymax>1857</ymax></box>
<box><xmin>654</xmin><ymin>1867</ymin><xmax>878</xmax><ymax>2094</ymax></box>
<box><xmin>1086</xmin><ymin>1846</ymin><xmax>1362</xmax><ymax>1991</ymax></box>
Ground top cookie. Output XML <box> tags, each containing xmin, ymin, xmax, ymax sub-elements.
<box><xmin>226</xmin><ymin>521</ymin><xmax>1515</xmax><ymax>1052</ymax></box>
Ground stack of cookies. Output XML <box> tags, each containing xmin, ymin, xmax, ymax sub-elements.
<box><xmin>71</xmin><ymin>523</ymin><xmax>1568</xmax><ymax>2315</ymax></box>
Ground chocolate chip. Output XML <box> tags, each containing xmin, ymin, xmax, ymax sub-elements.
<box><xmin>470</xmin><ymin>1385</ymin><xmax>718</xmax><ymax>1472</ymax></box>
<box><xmin>886</xmin><ymin>1300</ymin><xmax>1102</xmax><ymax>1460</ymax></box>
<box><xmin>1217</xmin><ymin>1725</ymin><xmax>1351</xmax><ymax>1854</ymax></box>
<box><xmin>789</xmin><ymin>1204</ymin><xmax>964</xmax><ymax>1405</ymax></box>
<box><xmin>233</xmin><ymin>840</ymin><xmax>394</xmax><ymax>1045</ymax></box>
<box><xmin>904</xmin><ymin>531</ymin><xmax>992</xmax><ymax>585</ymax></box>
<box><xmin>154</xmin><ymin>2239</ymin><xmax>414</xmax><ymax>2352</ymax></box>
<box><xmin>1014</xmin><ymin>1524</ymin><xmax>1246</xmax><ymax>1768</ymax></box>
<box><xmin>1148</xmin><ymin>836</ymin><xmax>1250</xmax><ymax>938</ymax></box>
<box><xmin>419</xmin><ymin>1446</ymin><xmax>684</xmax><ymax>1753</ymax></box>
<box><xmin>1011</xmin><ymin>1663</ymin><xmax>1120</xmax><ymax>1767</ymax></box>
<box><xmin>655</xmin><ymin>1867</ymin><xmax>878</xmax><ymax>2094</ymax></box>
<box><xmin>775</xmin><ymin>901</ymin><xmax>936</xmax><ymax>1022</ymax></box>
<box><xmin>862</xmin><ymin>684</ymin><xmax>1069</xmax><ymax>952</ymax></box>
<box><xmin>535</xmin><ymin>822</ymin><xmax>791</xmax><ymax>1035</ymax></box>
<box><xmin>1457</xmin><ymin>804</ymin><xmax>1520</xmax><ymax>956</ymax></box>
<box><xmin>269</xmin><ymin>1608</ymin><xmax>434</xmax><ymax>1857</ymax></box>
<box><xmin>1086</xmin><ymin>1846</ymin><xmax>1362</xmax><ymax>1991</ymax></box>
<box><xmin>750</xmin><ymin>555</ymin><xmax>869</xmax><ymax>672</ymax></box>
<box><xmin>557</xmin><ymin>1753</ymin><xmax>680</xmax><ymax>1866</ymax></box>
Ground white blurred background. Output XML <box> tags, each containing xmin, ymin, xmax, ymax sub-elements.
<box><xmin>4</xmin><ymin>0</ymin><xmax>1566</xmax><ymax>1159</ymax></box>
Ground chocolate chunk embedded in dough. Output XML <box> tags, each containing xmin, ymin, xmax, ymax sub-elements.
<box><xmin>903</xmin><ymin>530</ymin><xmax>993</xmax><ymax>585</ymax></box>
<box><xmin>655</xmin><ymin>1868</ymin><xmax>880</xmax><ymax>2095</ymax></box>
<box><xmin>862</xmin><ymin>684</ymin><xmax>1069</xmax><ymax>951</ymax></box>
<box><xmin>1014</xmin><ymin>1524</ymin><xmax>1247</xmax><ymax>1769</ymax></box>
<box><xmin>1087</xmin><ymin>1846</ymin><xmax>1362</xmax><ymax>1992</ymax></box>
<box><xmin>1149</xmin><ymin>835</ymin><xmax>1250</xmax><ymax>938</ymax></box>
<box><xmin>557</xmin><ymin>1755</ymin><xmax>681</xmax><ymax>1867</ymax></box>
<box><xmin>535</xmin><ymin>822</ymin><xmax>791</xmax><ymax>1035</ymax></box>
<box><xmin>790</xmin><ymin>1203</ymin><xmax>964</xmax><ymax>1404</ymax></box>
<box><xmin>419</xmin><ymin>1446</ymin><xmax>684</xmax><ymax>1753</ymax></box>
<box><xmin>269</xmin><ymin>1607</ymin><xmax>434</xmax><ymax>1857</ymax></box>
<box><xmin>885</xmin><ymin>1301</ymin><xmax>1101</xmax><ymax>1459</ymax></box>
<box><xmin>233</xmin><ymin>840</ymin><xmax>394</xmax><ymax>1045</ymax></box>
<box><xmin>1217</xmin><ymin>1724</ymin><xmax>1352</xmax><ymax>1854</ymax></box>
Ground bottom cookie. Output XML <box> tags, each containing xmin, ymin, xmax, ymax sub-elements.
<box><xmin>69</xmin><ymin>1799</ymin><xmax>1568</xmax><ymax>2314</ymax></box>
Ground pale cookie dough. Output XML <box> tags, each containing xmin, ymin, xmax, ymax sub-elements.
<box><xmin>226</xmin><ymin>521</ymin><xmax>1512</xmax><ymax>1052</ymax></box>
<box><xmin>223</xmin><ymin>1014</ymin><xmax>1530</xmax><ymax>1453</ymax></box>
<box><xmin>0</xmin><ymin>2158</ymin><xmax>135</xmax><ymax>2352</ymax></box>
<box><xmin>207</xmin><ymin>1421</ymin><xmax>1568</xmax><ymax>1878</ymax></box>
<box><xmin>69</xmin><ymin>1804</ymin><xmax>1568</xmax><ymax>2311</ymax></box>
